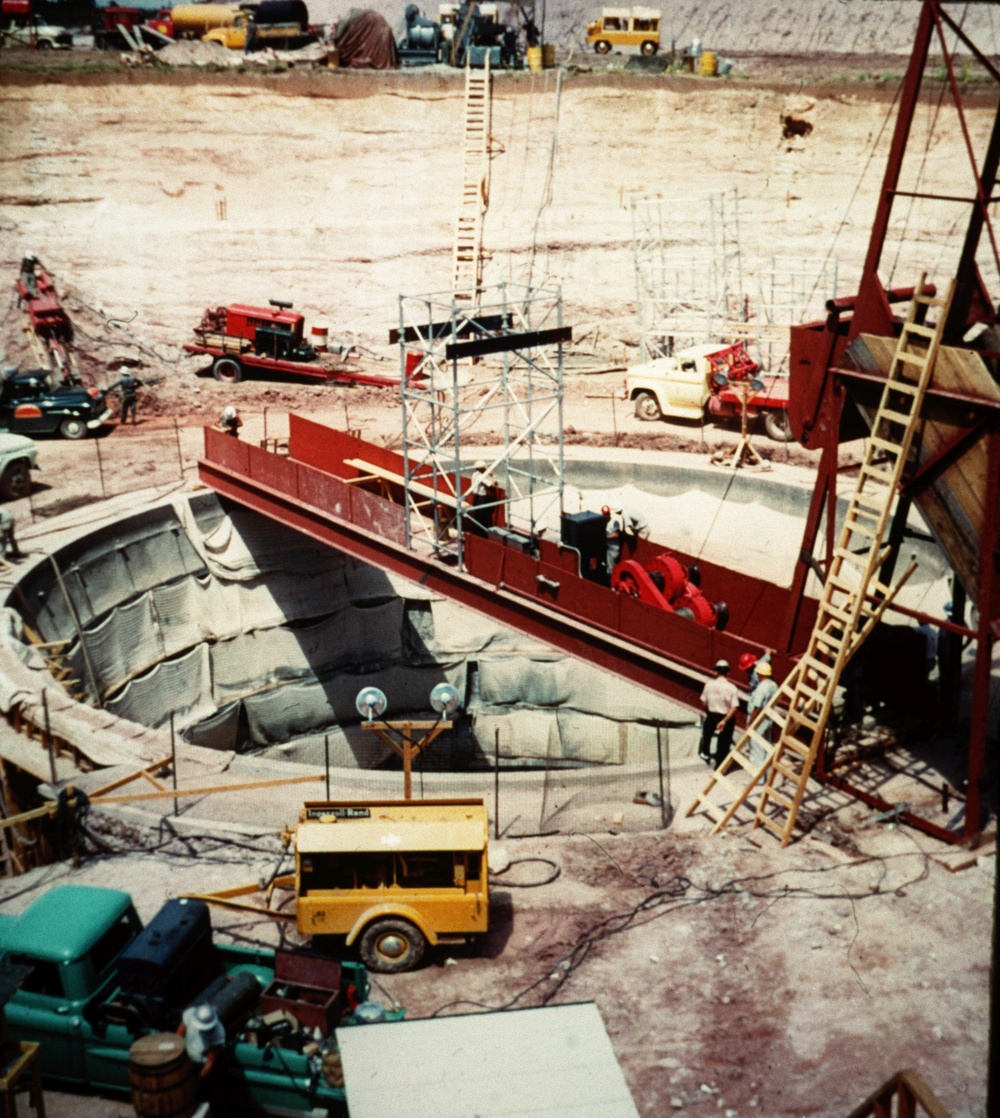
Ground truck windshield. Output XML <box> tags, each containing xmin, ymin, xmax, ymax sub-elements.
<box><xmin>90</xmin><ymin>912</ymin><xmax>136</xmax><ymax>977</ymax></box>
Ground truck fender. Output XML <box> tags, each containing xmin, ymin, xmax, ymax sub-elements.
<box><xmin>345</xmin><ymin>904</ymin><xmax>438</xmax><ymax>948</ymax></box>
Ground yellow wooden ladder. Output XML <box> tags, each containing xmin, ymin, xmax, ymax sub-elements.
<box><xmin>452</xmin><ymin>56</ymin><xmax>492</xmax><ymax>305</ymax></box>
<box><xmin>687</xmin><ymin>273</ymin><xmax>956</xmax><ymax>845</ymax></box>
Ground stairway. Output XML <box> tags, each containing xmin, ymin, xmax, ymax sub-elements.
<box><xmin>452</xmin><ymin>57</ymin><xmax>492</xmax><ymax>304</ymax></box>
<box><xmin>687</xmin><ymin>274</ymin><xmax>956</xmax><ymax>845</ymax></box>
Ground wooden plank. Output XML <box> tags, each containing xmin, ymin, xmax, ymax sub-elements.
<box><xmin>92</xmin><ymin>773</ymin><xmax>322</xmax><ymax>805</ymax></box>
<box><xmin>343</xmin><ymin>458</ymin><xmax>463</xmax><ymax>510</ymax></box>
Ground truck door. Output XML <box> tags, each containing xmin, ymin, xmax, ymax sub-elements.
<box><xmin>4</xmin><ymin>954</ymin><xmax>87</xmax><ymax>1081</ymax></box>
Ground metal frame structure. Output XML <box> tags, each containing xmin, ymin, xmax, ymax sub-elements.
<box><xmin>751</xmin><ymin>255</ymin><xmax>839</xmax><ymax>375</ymax></box>
<box><xmin>785</xmin><ymin>0</ymin><xmax>1000</xmax><ymax>844</ymax></box>
<box><xmin>631</xmin><ymin>188</ymin><xmax>743</xmax><ymax>360</ymax></box>
<box><xmin>396</xmin><ymin>282</ymin><xmax>566</xmax><ymax>567</ymax></box>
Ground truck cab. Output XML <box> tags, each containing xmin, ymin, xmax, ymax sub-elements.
<box><xmin>296</xmin><ymin>798</ymin><xmax>489</xmax><ymax>973</ymax></box>
<box><xmin>586</xmin><ymin>6</ymin><xmax>660</xmax><ymax>55</ymax></box>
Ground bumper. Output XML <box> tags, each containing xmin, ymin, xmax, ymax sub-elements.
<box><xmin>87</xmin><ymin>409</ymin><xmax>113</xmax><ymax>430</ymax></box>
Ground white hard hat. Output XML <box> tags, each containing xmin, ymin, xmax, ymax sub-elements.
<box><xmin>222</xmin><ymin>406</ymin><xmax>237</xmax><ymax>421</ymax></box>
<box><xmin>474</xmin><ymin>459</ymin><xmax>487</xmax><ymax>470</ymax></box>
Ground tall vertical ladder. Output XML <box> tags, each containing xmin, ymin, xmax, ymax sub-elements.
<box><xmin>452</xmin><ymin>56</ymin><xmax>492</xmax><ymax>305</ymax></box>
<box><xmin>686</xmin><ymin>274</ymin><xmax>956</xmax><ymax>846</ymax></box>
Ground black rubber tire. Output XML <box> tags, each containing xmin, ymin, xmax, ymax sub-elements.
<box><xmin>37</xmin><ymin>40</ymin><xmax>52</xmax><ymax>50</ymax></box>
<box><xmin>59</xmin><ymin>417</ymin><xmax>87</xmax><ymax>440</ymax></box>
<box><xmin>640</xmin><ymin>40</ymin><xmax>658</xmax><ymax>56</ymax></box>
<box><xmin>213</xmin><ymin>357</ymin><xmax>243</xmax><ymax>384</ymax></box>
<box><xmin>764</xmin><ymin>408</ymin><xmax>794</xmax><ymax>443</ymax></box>
<box><xmin>634</xmin><ymin>391</ymin><xmax>662</xmax><ymax>422</ymax></box>
<box><xmin>358</xmin><ymin>918</ymin><xmax>426</xmax><ymax>974</ymax></box>
<box><xmin>0</xmin><ymin>460</ymin><xmax>30</xmax><ymax>500</ymax></box>
<box><xmin>594</xmin><ymin>39</ymin><xmax>611</xmax><ymax>54</ymax></box>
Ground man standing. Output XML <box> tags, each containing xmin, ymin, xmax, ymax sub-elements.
<box><xmin>746</xmin><ymin>661</ymin><xmax>778</xmax><ymax>764</ymax></box>
<box><xmin>603</xmin><ymin>504</ymin><xmax>650</xmax><ymax>576</ymax></box>
<box><xmin>699</xmin><ymin>659</ymin><xmax>739</xmax><ymax>768</ymax></box>
<box><xmin>110</xmin><ymin>371</ymin><xmax>143</xmax><ymax>425</ymax></box>
<box><xmin>0</xmin><ymin>507</ymin><xmax>21</xmax><ymax>561</ymax></box>
<box><xmin>467</xmin><ymin>459</ymin><xmax>496</xmax><ymax>537</ymax></box>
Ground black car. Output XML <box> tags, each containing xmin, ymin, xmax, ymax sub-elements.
<box><xmin>0</xmin><ymin>370</ymin><xmax>111</xmax><ymax>440</ymax></box>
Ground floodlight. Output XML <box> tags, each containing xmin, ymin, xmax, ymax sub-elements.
<box><xmin>429</xmin><ymin>682</ymin><xmax>460</xmax><ymax>715</ymax></box>
<box><xmin>355</xmin><ymin>686</ymin><xmax>387</xmax><ymax>720</ymax></box>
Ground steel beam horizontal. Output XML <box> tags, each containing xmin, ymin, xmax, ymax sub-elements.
<box><xmin>199</xmin><ymin>458</ymin><xmax>717</xmax><ymax>713</ymax></box>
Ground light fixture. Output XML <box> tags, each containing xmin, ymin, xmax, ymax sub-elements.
<box><xmin>355</xmin><ymin>686</ymin><xmax>387</xmax><ymax>720</ymax></box>
<box><xmin>429</xmin><ymin>682</ymin><xmax>460</xmax><ymax>715</ymax></box>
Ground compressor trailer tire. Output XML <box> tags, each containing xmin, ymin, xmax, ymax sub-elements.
<box><xmin>358</xmin><ymin>918</ymin><xmax>426</xmax><ymax>973</ymax></box>
<box><xmin>213</xmin><ymin>357</ymin><xmax>244</xmax><ymax>384</ymax></box>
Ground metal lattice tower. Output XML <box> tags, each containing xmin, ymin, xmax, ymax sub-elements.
<box><xmin>631</xmin><ymin>189</ymin><xmax>743</xmax><ymax>361</ymax></box>
<box><xmin>397</xmin><ymin>282</ymin><xmax>566</xmax><ymax>566</ymax></box>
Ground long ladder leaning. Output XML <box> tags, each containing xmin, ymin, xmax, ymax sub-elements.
<box><xmin>452</xmin><ymin>55</ymin><xmax>492</xmax><ymax>305</ymax></box>
<box><xmin>687</xmin><ymin>274</ymin><xmax>956</xmax><ymax>846</ymax></box>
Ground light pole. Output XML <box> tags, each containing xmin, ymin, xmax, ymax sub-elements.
<box><xmin>355</xmin><ymin>683</ymin><xmax>461</xmax><ymax>800</ymax></box>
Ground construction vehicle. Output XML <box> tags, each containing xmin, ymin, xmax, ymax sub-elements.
<box><xmin>185</xmin><ymin>300</ymin><xmax>413</xmax><ymax>388</ymax></box>
<box><xmin>168</xmin><ymin>3</ymin><xmax>239</xmax><ymax>39</ymax></box>
<box><xmin>193</xmin><ymin>799</ymin><xmax>490</xmax><ymax>974</ymax></box>
<box><xmin>202</xmin><ymin>0</ymin><xmax>316</xmax><ymax>51</ymax></box>
<box><xmin>14</xmin><ymin>256</ymin><xmax>79</xmax><ymax>382</ymax></box>
<box><xmin>443</xmin><ymin>1</ymin><xmax>518</xmax><ymax>67</ymax></box>
<box><xmin>586</xmin><ymin>6</ymin><xmax>661</xmax><ymax>55</ymax></box>
<box><xmin>294</xmin><ymin>799</ymin><xmax>490</xmax><ymax>973</ymax></box>
<box><xmin>625</xmin><ymin>341</ymin><xmax>793</xmax><ymax>442</ymax></box>
<box><xmin>0</xmin><ymin>884</ymin><xmax>381</xmax><ymax>1114</ymax></box>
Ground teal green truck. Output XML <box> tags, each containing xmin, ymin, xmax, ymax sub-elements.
<box><xmin>0</xmin><ymin>884</ymin><xmax>376</xmax><ymax>1115</ymax></box>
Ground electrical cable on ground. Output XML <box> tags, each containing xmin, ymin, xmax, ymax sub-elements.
<box><xmin>490</xmin><ymin>856</ymin><xmax>560</xmax><ymax>887</ymax></box>
<box><xmin>427</xmin><ymin>850</ymin><xmax>933</xmax><ymax>1019</ymax></box>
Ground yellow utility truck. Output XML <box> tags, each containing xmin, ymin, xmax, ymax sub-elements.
<box><xmin>202</xmin><ymin>0</ymin><xmax>314</xmax><ymax>50</ymax></box>
<box><xmin>586</xmin><ymin>6</ymin><xmax>661</xmax><ymax>55</ymax></box>
<box><xmin>169</xmin><ymin>3</ymin><xmax>239</xmax><ymax>39</ymax></box>
<box><xmin>295</xmin><ymin>798</ymin><xmax>490</xmax><ymax>973</ymax></box>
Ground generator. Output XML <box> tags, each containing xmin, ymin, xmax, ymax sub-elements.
<box><xmin>118</xmin><ymin>898</ymin><xmax>219</xmax><ymax>1028</ymax></box>
<box><xmin>561</xmin><ymin>510</ymin><xmax>607</xmax><ymax>584</ymax></box>
<box><xmin>193</xmin><ymin>300</ymin><xmax>317</xmax><ymax>365</ymax></box>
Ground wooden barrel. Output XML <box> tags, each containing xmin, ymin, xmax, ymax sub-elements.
<box><xmin>129</xmin><ymin>1034</ymin><xmax>198</xmax><ymax>1118</ymax></box>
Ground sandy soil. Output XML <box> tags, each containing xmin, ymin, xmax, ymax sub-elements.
<box><xmin>0</xmin><ymin>53</ymin><xmax>994</xmax><ymax>1118</ymax></box>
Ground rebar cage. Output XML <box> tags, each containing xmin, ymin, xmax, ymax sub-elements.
<box><xmin>398</xmin><ymin>282</ymin><xmax>565</xmax><ymax>567</ymax></box>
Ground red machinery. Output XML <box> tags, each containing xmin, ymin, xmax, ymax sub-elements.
<box><xmin>14</xmin><ymin>255</ymin><xmax>79</xmax><ymax>383</ymax></box>
<box><xmin>611</xmin><ymin>553</ymin><xmax>728</xmax><ymax>631</ymax></box>
<box><xmin>185</xmin><ymin>301</ymin><xmax>416</xmax><ymax>389</ymax></box>
<box><xmin>705</xmin><ymin>343</ymin><xmax>791</xmax><ymax>437</ymax></box>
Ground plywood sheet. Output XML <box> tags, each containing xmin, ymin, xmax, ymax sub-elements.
<box><xmin>856</xmin><ymin>335</ymin><xmax>998</xmax><ymax>603</ymax></box>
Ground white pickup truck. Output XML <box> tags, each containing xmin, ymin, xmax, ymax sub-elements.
<box><xmin>0</xmin><ymin>433</ymin><xmax>37</xmax><ymax>500</ymax></box>
<box><xmin>625</xmin><ymin>341</ymin><xmax>793</xmax><ymax>442</ymax></box>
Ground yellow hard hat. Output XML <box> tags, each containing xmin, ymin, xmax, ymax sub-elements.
<box><xmin>757</xmin><ymin>662</ymin><xmax>772</xmax><ymax>677</ymax></box>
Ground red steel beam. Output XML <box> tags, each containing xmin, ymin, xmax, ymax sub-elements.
<box><xmin>200</xmin><ymin>447</ymin><xmax>741</xmax><ymax>715</ymax></box>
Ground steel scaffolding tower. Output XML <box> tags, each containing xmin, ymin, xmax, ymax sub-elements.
<box><xmin>631</xmin><ymin>188</ymin><xmax>743</xmax><ymax>361</ymax></box>
<box><xmin>397</xmin><ymin>282</ymin><xmax>567</xmax><ymax>566</ymax></box>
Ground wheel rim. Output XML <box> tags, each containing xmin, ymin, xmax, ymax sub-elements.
<box><xmin>215</xmin><ymin>359</ymin><xmax>241</xmax><ymax>383</ymax></box>
<box><xmin>6</xmin><ymin>467</ymin><xmax>28</xmax><ymax>497</ymax></box>
<box><xmin>63</xmin><ymin>420</ymin><xmax>84</xmax><ymax>438</ymax></box>
<box><xmin>376</xmin><ymin>933</ymin><xmax>408</xmax><ymax>961</ymax></box>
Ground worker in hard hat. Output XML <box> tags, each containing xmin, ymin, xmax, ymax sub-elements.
<box><xmin>602</xmin><ymin>504</ymin><xmax>650</xmax><ymax>578</ymax></box>
<box><xmin>746</xmin><ymin>660</ymin><xmax>777</xmax><ymax>764</ymax></box>
<box><xmin>466</xmin><ymin>459</ymin><xmax>496</xmax><ymax>537</ymax></box>
<box><xmin>699</xmin><ymin>659</ymin><xmax>739</xmax><ymax>769</ymax></box>
<box><xmin>109</xmin><ymin>370</ymin><xmax>144</xmax><ymax>425</ymax></box>
<box><xmin>218</xmin><ymin>405</ymin><xmax>242</xmax><ymax>438</ymax></box>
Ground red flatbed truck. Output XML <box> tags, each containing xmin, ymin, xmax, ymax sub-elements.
<box><xmin>185</xmin><ymin>301</ymin><xmax>411</xmax><ymax>388</ymax></box>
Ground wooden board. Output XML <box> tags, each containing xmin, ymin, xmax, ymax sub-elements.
<box><xmin>858</xmin><ymin>335</ymin><xmax>999</xmax><ymax>604</ymax></box>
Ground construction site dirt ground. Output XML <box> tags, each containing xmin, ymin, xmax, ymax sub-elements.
<box><xmin>0</xmin><ymin>56</ymin><xmax>995</xmax><ymax>1118</ymax></box>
